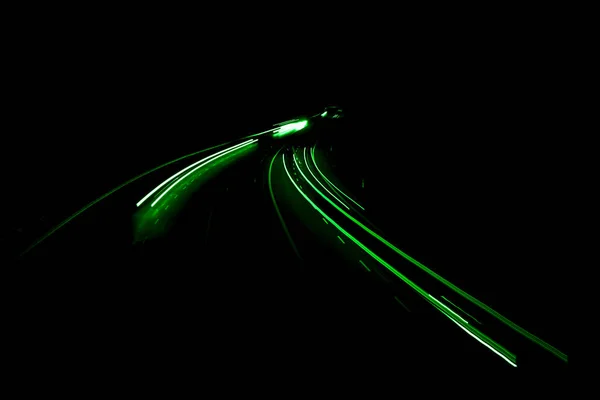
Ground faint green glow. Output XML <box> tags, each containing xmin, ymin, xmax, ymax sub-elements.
<box><xmin>138</xmin><ymin>139</ymin><xmax>255</xmax><ymax>207</ymax></box>
<box><xmin>394</xmin><ymin>296</ymin><xmax>410</xmax><ymax>312</ymax></box>
<box><xmin>310</xmin><ymin>146</ymin><xmax>365</xmax><ymax>211</ymax></box>
<box><xmin>240</xmin><ymin>127</ymin><xmax>278</xmax><ymax>140</ymax></box>
<box><xmin>272</xmin><ymin>120</ymin><xmax>308</xmax><ymax>138</ymax></box>
<box><xmin>359</xmin><ymin>259</ymin><xmax>371</xmax><ymax>272</ymax></box>
<box><xmin>150</xmin><ymin>139</ymin><xmax>257</xmax><ymax>207</ymax></box>
<box><xmin>302</xmin><ymin>147</ymin><xmax>567</xmax><ymax>363</ymax></box>
<box><xmin>282</xmin><ymin>153</ymin><xmax>517</xmax><ymax>367</ymax></box>
<box><xmin>134</xmin><ymin>141</ymin><xmax>257</xmax><ymax>241</ymax></box>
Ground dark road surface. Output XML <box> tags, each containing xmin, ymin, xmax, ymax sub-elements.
<box><xmin>9</xmin><ymin>116</ymin><xmax>568</xmax><ymax>382</ymax></box>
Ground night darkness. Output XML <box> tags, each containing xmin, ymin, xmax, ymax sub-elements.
<box><xmin>4</xmin><ymin>13</ymin><xmax>569</xmax><ymax>384</ymax></box>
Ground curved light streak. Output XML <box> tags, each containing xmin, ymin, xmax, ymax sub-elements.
<box><xmin>150</xmin><ymin>139</ymin><xmax>257</xmax><ymax>207</ymax></box>
<box><xmin>301</xmin><ymin>147</ymin><xmax>566</xmax><ymax>363</ymax></box>
<box><xmin>310</xmin><ymin>146</ymin><xmax>365</xmax><ymax>211</ymax></box>
<box><xmin>268</xmin><ymin>147</ymin><xmax>301</xmax><ymax>259</ymax></box>
<box><xmin>283</xmin><ymin>154</ymin><xmax>517</xmax><ymax>367</ymax></box>
<box><xmin>137</xmin><ymin>139</ymin><xmax>254</xmax><ymax>207</ymax></box>
<box><xmin>302</xmin><ymin>147</ymin><xmax>349</xmax><ymax>210</ymax></box>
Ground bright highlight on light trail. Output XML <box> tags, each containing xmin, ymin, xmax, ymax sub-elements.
<box><xmin>282</xmin><ymin>153</ymin><xmax>518</xmax><ymax>367</ymax></box>
<box><xmin>298</xmin><ymin>147</ymin><xmax>566</xmax><ymax>363</ymax></box>
<box><xmin>137</xmin><ymin>139</ymin><xmax>255</xmax><ymax>207</ymax></box>
<box><xmin>302</xmin><ymin>147</ymin><xmax>349</xmax><ymax>210</ymax></box>
<box><xmin>150</xmin><ymin>139</ymin><xmax>257</xmax><ymax>207</ymax></box>
<box><xmin>310</xmin><ymin>146</ymin><xmax>365</xmax><ymax>210</ymax></box>
<box><xmin>272</xmin><ymin>120</ymin><xmax>308</xmax><ymax>138</ymax></box>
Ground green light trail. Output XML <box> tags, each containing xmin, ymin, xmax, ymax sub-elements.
<box><xmin>19</xmin><ymin>140</ymin><xmax>247</xmax><ymax>258</ymax></box>
<box><xmin>310</xmin><ymin>146</ymin><xmax>365</xmax><ymax>211</ymax></box>
<box><xmin>282</xmin><ymin>153</ymin><xmax>517</xmax><ymax>367</ymax></box>
<box><xmin>302</xmin><ymin>147</ymin><xmax>349</xmax><ymax>210</ymax></box>
<box><xmin>19</xmin><ymin>121</ymin><xmax>289</xmax><ymax>258</ymax></box>
<box><xmin>138</xmin><ymin>139</ymin><xmax>255</xmax><ymax>207</ymax></box>
<box><xmin>299</xmin><ymin>147</ymin><xmax>567</xmax><ymax>363</ymax></box>
<box><xmin>429</xmin><ymin>294</ymin><xmax>469</xmax><ymax>325</ymax></box>
<box><xmin>272</xmin><ymin>120</ymin><xmax>308</xmax><ymax>138</ymax></box>
<box><xmin>133</xmin><ymin>140</ymin><xmax>257</xmax><ymax>241</ymax></box>
<box><xmin>429</xmin><ymin>294</ymin><xmax>517</xmax><ymax>367</ymax></box>
<box><xmin>441</xmin><ymin>295</ymin><xmax>482</xmax><ymax>325</ymax></box>
<box><xmin>268</xmin><ymin>147</ymin><xmax>301</xmax><ymax>259</ymax></box>
<box><xmin>359</xmin><ymin>259</ymin><xmax>371</xmax><ymax>272</ymax></box>
<box><xmin>394</xmin><ymin>296</ymin><xmax>410</xmax><ymax>312</ymax></box>
<box><xmin>150</xmin><ymin>139</ymin><xmax>257</xmax><ymax>207</ymax></box>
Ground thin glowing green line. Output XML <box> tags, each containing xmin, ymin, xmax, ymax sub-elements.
<box><xmin>294</xmin><ymin>155</ymin><xmax>517</xmax><ymax>364</ymax></box>
<box><xmin>431</xmin><ymin>299</ymin><xmax>517</xmax><ymax>367</ymax></box>
<box><xmin>268</xmin><ymin>147</ymin><xmax>301</xmax><ymax>259</ymax></box>
<box><xmin>138</xmin><ymin>139</ymin><xmax>254</xmax><ymax>207</ymax></box>
<box><xmin>298</xmin><ymin>149</ymin><xmax>567</xmax><ymax>363</ymax></box>
<box><xmin>429</xmin><ymin>294</ymin><xmax>469</xmax><ymax>325</ymax></box>
<box><xmin>150</xmin><ymin>139</ymin><xmax>257</xmax><ymax>207</ymax></box>
<box><xmin>394</xmin><ymin>296</ymin><xmax>410</xmax><ymax>311</ymax></box>
<box><xmin>18</xmin><ymin>140</ymin><xmax>241</xmax><ymax>258</ymax></box>
<box><xmin>441</xmin><ymin>295</ymin><xmax>482</xmax><ymax>325</ymax></box>
<box><xmin>283</xmin><ymin>154</ymin><xmax>517</xmax><ymax>367</ymax></box>
<box><xmin>310</xmin><ymin>146</ymin><xmax>365</xmax><ymax>210</ymax></box>
<box><xmin>302</xmin><ymin>147</ymin><xmax>349</xmax><ymax>210</ymax></box>
<box><xmin>359</xmin><ymin>260</ymin><xmax>371</xmax><ymax>272</ymax></box>
<box><xmin>19</xmin><ymin>123</ymin><xmax>285</xmax><ymax>258</ymax></box>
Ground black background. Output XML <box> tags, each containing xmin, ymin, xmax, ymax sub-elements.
<box><xmin>2</xmin><ymin>9</ymin><xmax>569</xmax><ymax>379</ymax></box>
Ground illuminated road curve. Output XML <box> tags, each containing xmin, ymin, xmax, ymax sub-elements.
<box><xmin>270</xmin><ymin>145</ymin><xmax>568</xmax><ymax>370</ymax></box>
<box><xmin>15</xmin><ymin>117</ymin><xmax>568</xmax><ymax>374</ymax></box>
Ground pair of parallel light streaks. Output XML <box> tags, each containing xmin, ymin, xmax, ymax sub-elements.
<box><xmin>297</xmin><ymin>148</ymin><xmax>349</xmax><ymax>211</ymax></box>
<box><xmin>137</xmin><ymin>139</ymin><xmax>258</xmax><ymax>208</ymax></box>
<box><xmin>137</xmin><ymin>118</ymin><xmax>311</xmax><ymax>208</ymax></box>
<box><xmin>290</xmin><ymin>145</ymin><xmax>568</xmax><ymax>365</ymax></box>
<box><xmin>304</xmin><ymin>143</ymin><xmax>569</xmax><ymax>365</ymax></box>
<box><xmin>309</xmin><ymin>145</ymin><xmax>365</xmax><ymax>211</ymax></box>
<box><xmin>20</xmin><ymin>127</ymin><xmax>279</xmax><ymax>258</ymax></box>
<box><xmin>283</xmin><ymin>149</ymin><xmax>518</xmax><ymax>367</ymax></box>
